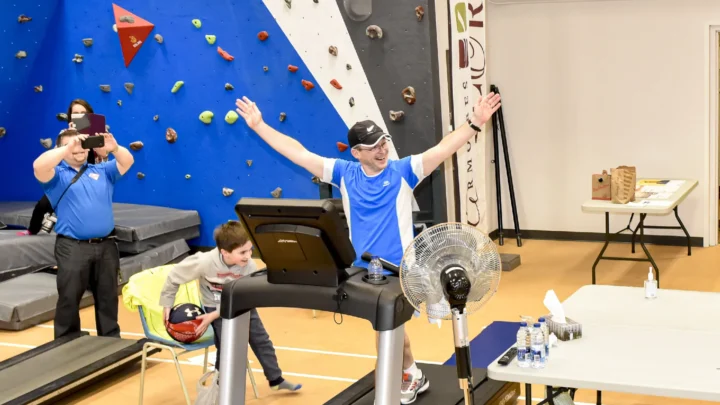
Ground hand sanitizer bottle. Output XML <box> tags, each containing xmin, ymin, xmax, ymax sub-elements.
<box><xmin>644</xmin><ymin>267</ymin><xmax>657</xmax><ymax>299</ymax></box>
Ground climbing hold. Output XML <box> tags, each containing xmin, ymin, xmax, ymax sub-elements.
<box><xmin>415</xmin><ymin>6</ymin><xmax>425</xmax><ymax>21</ymax></box>
<box><xmin>271</xmin><ymin>187</ymin><xmax>282</xmax><ymax>198</ymax></box>
<box><xmin>337</xmin><ymin>142</ymin><xmax>348</xmax><ymax>152</ymax></box>
<box><xmin>18</xmin><ymin>15</ymin><xmax>32</xmax><ymax>23</ymax></box>
<box><xmin>389</xmin><ymin>110</ymin><xmax>405</xmax><ymax>122</ymax></box>
<box><xmin>222</xmin><ymin>187</ymin><xmax>234</xmax><ymax>197</ymax></box>
<box><xmin>225</xmin><ymin>110</ymin><xmax>238</xmax><ymax>124</ymax></box>
<box><xmin>246</xmin><ymin>160</ymin><xmax>253</xmax><ymax>167</ymax></box>
<box><xmin>312</xmin><ymin>176</ymin><xmax>321</xmax><ymax>184</ymax></box>
<box><xmin>129</xmin><ymin>141</ymin><xmax>144</xmax><ymax>150</ymax></box>
<box><xmin>346</xmin><ymin>63</ymin><xmax>352</xmax><ymax>70</ymax></box>
<box><xmin>117</xmin><ymin>100</ymin><xmax>122</xmax><ymax>106</ymax></box>
<box><xmin>262</xmin><ymin>66</ymin><xmax>269</xmax><ymax>72</ymax></box>
<box><xmin>119</xmin><ymin>15</ymin><xmax>135</xmax><ymax>23</ymax></box>
<box><xmin>171</xmin><ymin>81</ymin><xmax>184</xmax><ymax>93</ymax></box>
<box><xmin>205</xmin><ymin>35</ymin><xmax>216</xmax><ymax>45</ymax></box>
<box><xmin>224</xmin><ymin>83</ymin><xmax>234</xmax><ymax>90</ymax></box>
<box><xmin>402</xmin><ymin>86</ymin><xmax>416</xmax><ymax>104</ymax></box>
<box><xmin>34</xmin><ymin>85</ymin><xmax>43</xmax><ymax>93</ymax></box>
<box><xmin>124</xmin><ymin>82</ymin><xmax>134</xmax><ymax>94</ymax></box>
<box><xmin>192</xmin><ymin>19</ymin><xmax>202</xmax><ymax>28</ymax></box>
<box><xmin>199</xmin><ymin>111</ymin><xmax>214</xmax><ymax>124</ymax></box>
<box><xmin>349</xmin><ymin>97</ymin><xmax>355</xmax><ymax>107</ymax></box>
<box><xmin>100</xmin><ymin>84</ymin><xmax>111</xmax><ymax>92</ymax></box>
<box><xmin>329</xmin><ymin>45</ymin><xmax>338</xmax><ymax>56</ymax></box>
<box><xmin>153</xmin><ymin>115</ymin><xmax>159</xmax><ymax>121</ymax></box>
<box><xmin>154</xmin><ymin>33</ymin><xmax>164</xmax><ymax>44</ymax></box>
<box><xmin>301</xmin><ymin>80</ymin><xmax>315</xmax><ymax>91</ymax></box>
<box><xmin>284</xmin><ymin>0</ymin><xmax>292</xmax><ymax>9</ymax></box>
<box><xmin>82</xmin><ymin>38</ymin><xmax>93</xmax><ymax>47</ymax></box>
<box><xmin>288</xmin><ymin>65</ymin><xmax>298</xmax><ymax>73</ymax></box>
<box><xmin>185</xmin><ymin>174</ymin><xmax>191</xmax><ymax>180</ymax></box>
<box><xmin>72</xmin><ymin>54</ymin><xmax>83</xmax><ymax>63</ymax></box>
<box><xmin>366</xmin><ymin>25</ymin><xmax>383</xmax><ymax>39</ymax></box>
<box><xmin>313</xmin><ymin>0</ymin><xmax>319</xmax><ymax>3</ymax></box>
<box><xmin>330</xmin><ymin>79</ymin><xmax>342</xmax><ymax>90</ymax></box>
<box><xmin>257</xmin><ymin>31</ymin><xmax>269</xmax><ymax>41</ymax></box>
<box><xmin>15</xmin><ymin>51</ymin><xmax>27</xmax><ymax>59</ymax></box>
<box><xmin>137</xmin><ymin>172</ymin><xmax>145</xmax><ymax>179</ymax></box>
<box><xmin>0</xmin><ymin>128</ymin><xmax>6</xmax><ymax>138</ymax></box>
<box><xmin>112</xmin><ymin>24</ymin><xmax>117</xmax><ymax>32</ymax></box>
<box><xmin>166</xmin><ymin>128</ymin><xmax>178</xmax><ymax>143</ymax></box>
<box><xmin>279</xmin><ymin>112</ymin><xmax>287</xmax><ymax>122</ymax></box>
<box><xmin>40</xmin><ymin>138</ymin><xmax>52</xmax><ymax>149</ymax></box>
<box><xmin>56</xmin><ymin>113</ymin><xmax>68</xmax><ymax>121</ymax></box>
<box><xmin>217</xmin><ymin>46</ymin><xmax>234</xmax><ymax>61</ymax></box>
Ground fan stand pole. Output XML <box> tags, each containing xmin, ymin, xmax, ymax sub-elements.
<box><xmin>491</xmin><ymin>101</ymin><xmax>504</xmax><ymax>246</ymax></box>
<box><xmin>451</xmin><ymin>308</ymin><xmax>475</xmax><ymax>405</ymax></box>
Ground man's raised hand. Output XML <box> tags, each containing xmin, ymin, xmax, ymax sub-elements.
<box><xmin>470</xmin><ymin>92</ymin><xmax>502</xmax><ymax>128</ymax></box>
<box><xmin>235</xmin><ymin>96</ymin><xmax>263</xmax><ymax>129</ymax></box>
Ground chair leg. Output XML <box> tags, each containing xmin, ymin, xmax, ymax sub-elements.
<box><xmin>169</xmin><ymin>347</ymin><xmax>192</xmax><ymax>405</ymax></box>
<box><xmin>312</xmin><ymin>310</ymin><xmax>317</xmax><ymax>318</ymax></box>
<box><xmin>139</xmin><ymin>342</ymin><xmax>150</xmax><ymax>405</ymax></box>
<box><xmin>247</xmin><ymin>357</ymin><xmax>259</xmax><ymax>399</ymax></box>
<box><xmin>203</xmin><ymin>347</ymin><xmax>209</xmax><ymax>375</ymax></box>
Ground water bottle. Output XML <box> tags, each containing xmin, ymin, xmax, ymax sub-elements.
<box><xmin>368</xmin><ymin>256</ymin><xmax>383</xmax><ymax>281</ymax></box>
<box><xmin>516</xmin><ymin>322</ymin><xmax>530</xmax><ymax>368</ymax></box>
<box><xmin>538</xmin><ymin>317</ymin><xmax>550</xmax><ymax>358</ymax></box>
<box><xmin>531</xmin><ymin>323</ymin><xmax>546</xmax><ymax>369</ymax></box>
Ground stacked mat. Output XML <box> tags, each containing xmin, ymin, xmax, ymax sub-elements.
<box><xmin>0</xmin><ymin>201</ymin><xmax>202</xmax><ymax>331</ymax></box>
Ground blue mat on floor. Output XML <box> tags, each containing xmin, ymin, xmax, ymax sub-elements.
<box><xmin>444</xmin><ymin>321</ymin><xmax>520</xmax><ymax>368</ymax></box>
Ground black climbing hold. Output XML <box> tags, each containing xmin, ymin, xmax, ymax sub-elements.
<box><xmin>279</xmin><ymin>112</ymin><xmax>287</xmax><ymax>122</ymax></box>
<box><xmin>0</xmin><ymin>128</ymin><xmax>6</xmax><ymax>138</ymax></box>
<box><xmin>311</xmin><ymin>176</ymin><xmax>321</xmax><ymax>184</ymax></box>
<box><xmin>349</xmin><ymin>97</ymin><xmax>355</xmax><ymax>107</ymax></box>
<box><xmin>225</xmin><ymin>83</ymin><xmax>234</xmax><ymax>90</ymax></box>
<box><xmin>100</xmin><ymin>85</ymin><xmax>111</xmax><ymax>92</ymax></box>
<box><xmin>82</xmin><ymin>38</ymin><xmax>93</xmax><ymax>47</ymax></box>
<box><xmin>56</xmin><ymin>113</ymin><xmax>68</xmax><ymax>121</ymax></box>
<box><xmin>346</xmin><ymin>63</ymin><xmax>352</xmax><ymax>70</ymax></box>
<box><xmin>329</xmin><ymin>45</ymin><xmax>338</xmax><ymax>56</ymax></box>
<box><xmin>137</xmin><ymin>172</ymin><xmax>145</xmax><ymax>179</ymax></box>
<box><xmin>285</xmin><ymin>0</ymin><xmax>291</xmax><ymax>9</ymax></box>
<box><xmin>117</xmin><ymin>100</ymin><xmax>122</xmax><ymax>107</ymax></box>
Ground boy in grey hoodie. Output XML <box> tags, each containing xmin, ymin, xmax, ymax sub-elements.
<box><xmin>159</xmin><ymin>220</ymin><xmax>301</xmax><ymax>392</ymax></box>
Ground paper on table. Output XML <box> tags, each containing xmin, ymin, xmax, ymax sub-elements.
<box><xmin>544</xmin><ymin>290</ymin><xmax>566</xmax><ymax>324</ymax></box>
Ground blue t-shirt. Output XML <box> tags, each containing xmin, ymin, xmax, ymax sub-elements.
<box><xmin>321</xmin><ymin>155</ymin><xmax>426</xmax><ymax>268</ymax></box>
<box><xmin>39</xmin><ymin>160</ymin><xmax>122</xmax><ymax>240</ymax></box>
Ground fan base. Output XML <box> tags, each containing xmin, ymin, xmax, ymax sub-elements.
<box><xmin>362</xmin><ymin>274</ymin><xmax>389</xmax><ymax>285</ymax></box>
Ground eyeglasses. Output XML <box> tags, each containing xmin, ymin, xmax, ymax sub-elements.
<box><xmin>354</xmin><ymin>139</ymin><xmax>389</xmax><ymax>153</ymax></box>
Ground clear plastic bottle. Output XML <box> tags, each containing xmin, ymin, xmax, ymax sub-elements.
<box><xmin>531</xmin><ymin>323</ymin><xmax>546</xmax><ymax>369</ymax></box>
<box><xmin>368</xmin><ymin>256</ymin><xmax>383</xmax><ymax>281</ymax></box>
<box><xmin>516</xmin><ymin>322</ymin><xmax>530</xmax><ymax>368</ymax></box>
<box><xmin>538</xmin><ymin>317</ymin><xmax>550</xmax><ymax>358</ymax></box>
<box><xmin>644</xmin><ymin>267</ymin><xmax>657</xmax><ymax>299</ymax></box>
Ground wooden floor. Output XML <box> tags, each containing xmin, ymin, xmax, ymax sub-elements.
<box><xmin>2</xmin><ymin>237</ymin><xmax>719</xmax><ymax>405</ymax></box>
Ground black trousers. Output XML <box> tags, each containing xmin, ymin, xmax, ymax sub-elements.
<box><xmin>54</xmin><ymin>235</ymin><xmax>121</xmax><ymax>339</ymax></box>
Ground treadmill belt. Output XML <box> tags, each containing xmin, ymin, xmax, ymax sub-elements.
<box><xmin>0</xmin><ymin>335</ymin><xmax>139</xmax><ymax>403</ymax></box>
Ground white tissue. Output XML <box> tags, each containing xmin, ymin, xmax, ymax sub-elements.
<box><xmin>549</xmin><ymin>332</ymin><xmax>558</xmax><ymax>347</ymax></box>
<box><xmin>543</xmin><ymin>290</ymin><xmax>566</xmax><ymax>324</ymax></box>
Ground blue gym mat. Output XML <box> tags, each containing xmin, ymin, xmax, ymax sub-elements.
<box><xmin>443</xmin><ymin>321</ymin><xmax>520</xmax><ymax>368</ymax></box>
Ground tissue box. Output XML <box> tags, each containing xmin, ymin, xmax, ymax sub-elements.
<box><xmin>546</xmin><ymin>314</ymin><xmax>582</xmax><ymax>341</ymax></box>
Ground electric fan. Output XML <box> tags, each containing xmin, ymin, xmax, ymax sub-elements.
<box><xmin>399</xmin><ymin>222</ymin><xmax>502</xmax><ymax>405</ymax></box>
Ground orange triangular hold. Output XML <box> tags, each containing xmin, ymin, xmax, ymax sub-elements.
<box><xmin>112</xmin><ymin>4</ymin><xmax>154</xmax><ymax>67</ymax></box>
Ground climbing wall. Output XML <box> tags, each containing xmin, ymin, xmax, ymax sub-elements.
<box><xmin>0</xmin><ymin>0</ymin><xmax>445</xmax><ymax>246</ymax></box>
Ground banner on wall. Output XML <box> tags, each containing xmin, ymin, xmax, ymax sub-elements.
<box><xmin>449</xmin><ymin>0</ymin><xmax>488</xmax><ymax>232</ymax></box>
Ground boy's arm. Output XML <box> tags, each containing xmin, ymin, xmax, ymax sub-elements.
<box><xmin>421</xmin><ymin>92</ymin><xmax>501</xmax><ymax>177</ymax></box>
<box><xmin>158</xmin><ymin>254</ymin><xmax>205</xmax><ymax>309</ymax></box>
<box><xmin>235</xmin><ymin>97</ymin><xmax>324</xmax><ymax>179</ymax></box>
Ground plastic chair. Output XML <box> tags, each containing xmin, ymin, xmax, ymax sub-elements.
<box><xmin>137</xmin><ymin>305</ymin><xmax>259</xmax><ymax>405</ymax></box>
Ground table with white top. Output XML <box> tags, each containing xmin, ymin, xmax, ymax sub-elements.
<box><xmin>581</xmin><ymin>178</ymin><xmax>698</xmax><ymax>286</ymax></box>
<box><xmin>487</xmin><ymin>284</ymin><xmax>720</xmax><ymax>405</ymax></box>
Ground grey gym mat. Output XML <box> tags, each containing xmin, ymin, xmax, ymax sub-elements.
<box><xmin>117</xmin><ymin>226</ymin><xmax>199</xmax><ymax>254</ymax></box>
<box><xmin>0</xmin><ymin>201</ymin><xmax>33</xmax><ymax>229</ymax></box>
<box><xmin>118</xmin><ymin>238</ymin><xmax>190</xmax><ymax>284</ymax></box>
<box><xmin>0</xmin><ymin>335</ymin><xmax>137</xmax><ymax>403</ymax></box>
<box><xmin>0</xmin><ymin>230</ymin><xmax>56</xmax><ymax>273</ymax></box>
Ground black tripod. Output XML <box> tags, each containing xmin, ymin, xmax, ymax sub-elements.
<box><xmin>489</xmin><ymin>84</ymin><xmax>522</xmax><ymax>247</ymax></box>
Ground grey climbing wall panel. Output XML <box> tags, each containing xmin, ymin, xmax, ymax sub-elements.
<box><xmin>336</xmin><ymin>0</ymin><xmax>446</xmax><ymax>225</ymax></box>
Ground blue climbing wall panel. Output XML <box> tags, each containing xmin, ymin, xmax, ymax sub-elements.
<box><xmin>0</xmin><ymin>1</ymin><xmax>348</xmax><ymax>246</ymax></box>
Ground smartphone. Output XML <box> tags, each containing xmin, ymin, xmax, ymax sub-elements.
<box><xmin>71</xmin><ymin>113</ymin><xmax>107</xmax><ymax>136</ymax></box>
<box><xmin>81</xmin><ymin>135</ymin><xmax>105</xmax><ymax>150</ymax></box>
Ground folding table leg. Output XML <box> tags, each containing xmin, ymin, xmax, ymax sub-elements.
<box><xmin>674</xmin><ymin>206</ymin><xmax>691</xmax><ymax>256</ymax></box>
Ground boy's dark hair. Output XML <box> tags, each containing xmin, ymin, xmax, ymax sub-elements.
<box><xmin>56</xmin><ymin>128</ymin><xmax>79</xmax><ymax>147</ymax></box>
<box><xmin>214</xmin><ymin>220</ymin><xmax>250</xmax><ymax>252</ymax></box>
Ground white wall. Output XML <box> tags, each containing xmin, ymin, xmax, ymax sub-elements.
<box><xmin>485</xmin><ymin>0</ymin><xmax>718</xmax><ymax>241</ymax></box>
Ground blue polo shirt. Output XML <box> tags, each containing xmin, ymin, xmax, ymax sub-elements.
<box><xmin>39</xmin><ymin>160</ymin><xmax>122</xmax><ymax>240</ymax></box>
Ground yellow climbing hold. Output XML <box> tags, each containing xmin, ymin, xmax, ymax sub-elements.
<box><xmin>205</xmin><ymin>35</ymin><xmax>216</xmax><ymax>45</ymax></box>
<box><xmin>199</xmin><ymin>111</ymin><xmax>214</xmax><ymax>124</ymax></box>
<box><xmin>192</xmin><ymin>19</ymin><xmax>201</xmax><ymax>28</ymax></box>
<box><xmin>171</xmin><ymin>81</ymin><xmax>184</xmax><ymax>93</ymax></box>
<box><xmin>225</xmin><ymin>110</ymin><xmax>238</xmax><ymax>124</ymax></box>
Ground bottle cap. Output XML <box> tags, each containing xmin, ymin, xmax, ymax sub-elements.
<box><xmin>533</xmin><ymin>323</ymin><xmax>540</xmax><ymax>327</ymax></box>
<box><xmin>539</xmin><ymin>317</ymin><xmax>545</xmax><ymax>322</ymax></box>
<box><xmin>520</xmin><ymin>322</ymin><xmax>527</xmax><ymax>327</ymax></box>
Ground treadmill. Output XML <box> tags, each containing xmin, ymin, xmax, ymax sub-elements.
<box><xmin>0</xmin><ymin>331</ymin><xmax>154</xmax><ymax>404</ymax></box>
<box><xmin>217</xmin><ymin>198</ymin><xmax>519</xmax><ymax>405</ymax></box>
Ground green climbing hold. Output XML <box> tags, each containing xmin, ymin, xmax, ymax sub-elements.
<box><xmin>192</xmin><ymin>19</ymin><xmax>201</xmax><ymax>28</ymax></box>
<box><xmin>199</xmin><ymin>111</ymin><xmax>214</xmax><ymax>124</ymax></box>
<box><xmin>225</xmin><ymin>110</ymin><xmax>238</xmax><ymax>124</ymax></box>
<box><xmin>171</xmin><ymin>81</ymin><xmax>184</xmax><ymax>93</ymax></box>
<box><xmin>205</xmin><ymin>35</ymin><xmax>216</xmax><ymax>45</ymax></box>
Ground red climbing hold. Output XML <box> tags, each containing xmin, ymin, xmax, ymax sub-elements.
<box><xmin>257</xmin><ymin>31</ymin><xmax>269</xmax><ymax>41</ymax></box>
<box><xmin>337</xmin><ymin>142</ymin><xmax>348</xmax><ymax>152</ymax></box>
<box><xmin>330</xmin><ymin>79</ymin><xmax>342</xmax><ymax>89</ymax></box>
<box><xmin>288</xmin><ymin>65</ymin><xmax>299</xmax><ymax>72</ymax></box>
<box><xmin>217</xmin><ymin>46</ymin><xmax>234</xmax><ymax>61</ymax></box>
<box><xmin>301</xmin><ymin>80</ymin><xmax>315</xmax><ymax>91</ymax></box>
<box><xmin>112</xmin><ymin>4</ymin><xmax>154</xmax><ymax>68</ymax></box>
